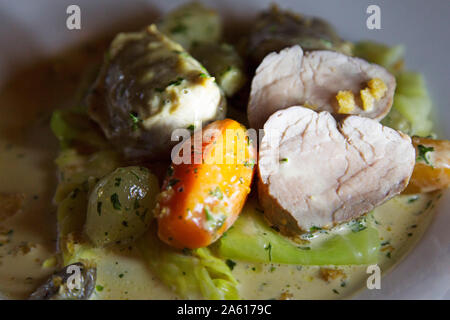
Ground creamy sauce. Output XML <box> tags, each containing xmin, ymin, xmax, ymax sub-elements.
<box><xmin>0</xmin><ymin>35</ymin><xmax>445</xmax><ymax>300</ymax></box>
<box><xmin>232</xmin><ymin>192</ymin><xmax>439</xmax><ymax>299</ymax></box>
<box><xmin>0</xmin><ymin>40</ymin><xmax>108</xmax><ymax>299</ymax></box>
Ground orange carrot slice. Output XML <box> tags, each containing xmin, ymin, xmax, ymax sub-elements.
<box><xmin>155</xmin><ymin>119</ymin><xmax>256</xmax><ymax>249</ymax></box>
<box><xmin>403</xmin><ymin>136</ymin><xmax>450</xmax><ymax>194</ymax></box>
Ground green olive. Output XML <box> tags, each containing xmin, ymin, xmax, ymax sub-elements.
<box><xmin>85</xmin><ymin>166</ymin><xmax>159</xmax><ymax>246</ymax></box>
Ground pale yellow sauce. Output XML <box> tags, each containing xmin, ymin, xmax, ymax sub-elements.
<box><xmin>0</xmin><ymin>36</ymin><xmax>444</xmax><ymax>300</ymax></box>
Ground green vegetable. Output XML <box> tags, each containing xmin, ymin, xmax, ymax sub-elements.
<box><xmin>248</xmin><ymin>5</ymin><xmax>353</xmax><ymax>64</ymax></box>
<box><xmin>51</xmin><ymin>109</ymin><xmax>106</xmax><ymax>149</ymax></box>
<box><xmin>158</xmin><ymin>2</ymin><xmax>222</xmax><ymax>51</ymax></box>
<box><xmin>137</xmin><ymin>226</ymin><xmax>239</xmax><ymax>300</ymax></box>
<box><xmin>354</xmin><ymin>41</ymin><xmax>433</xmax><ymax>137</ymax></box>
<box><xmin>215</xmin><ymin>201</ymin><xmax>380</xmax><ymax>265</ymax></box>
<box><xmin>353</xmin><ymin>41</ymin><xmax>404</xmax><ymax>73</ymax></box>
<box><xmin>54</xmin><ymin>149</ymin><xmax>121</xmax><ymax>203</ymax></box>
<box><xmin>389</xmin><ymin>72</ymin><xmax>433</xmax><ymax>136</ymax></box>
<box><xmin>57</xmin><ymin>187</ymin><xmax>89</xmax><ymax>240</ymax></box>
<box><xmin>191</xmin><ymin>43</ymin><xmax>247</xmax><ymax>97</ymax></box>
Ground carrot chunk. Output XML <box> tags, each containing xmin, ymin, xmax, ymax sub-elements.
<box><xmin>156</xmin><ymin>119</ymin><xmax>256</xmax><ymax>249</ymax></box>
<box><xmin>404</xmin><ymin>136</ymin><xmax>450</xmax><ymax>194</ymax></box>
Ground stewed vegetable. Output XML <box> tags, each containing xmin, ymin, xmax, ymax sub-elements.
<box><xmin>216</xmin><ymin>200</ymin><xmax>380</xmax><ymax>265</ymax></box>
<box><xmin>247</xmin><ymin>5</ymin><xmax>352</xmax><ymax>65</ymax></box>
<box><xmin>404</xmin><ymin>137</ymin><xmax>450</xmax><ymax>194</ymax></box>
<box><xmin>191</xmin><ymin>43</ymin><xmax>247</xmax><ymax>97</ymax></box>
<box><xmin>155</xmin><ymin>119</ymin><xmax>256</xmax><ymax>249</ymax></box>
<box><xmin>158</xmin><ymin>1</ymin><xmax>223</xmax><ymax>51</ymax></box>
<box><xmin>85</xmin><ymin>166</ymin><xmax>160</xmax><ymax>246</ymax></box>
<box><xmin>87</xmin><ymin>24</ymin><xmax>226</xmax><ymax>160</ymax></box>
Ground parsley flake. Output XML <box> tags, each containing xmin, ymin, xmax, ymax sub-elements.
<box><xmin>226</xmin><ymin>259</ymin><xmax>236</xmax><ymax>270</ymax></box>
<box><xmin>111</xmin><ymin>193</ymin><xmax>121</xmax><ymax>210</ymax></box>
<box><xmin>417</xmin><ymin>144</ymin><xmax>434</xmax><ymax>165</ymax></box>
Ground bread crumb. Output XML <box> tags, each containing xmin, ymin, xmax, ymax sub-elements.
<box><xmin>319</xmin><ymin>267</ymin><xmax>346</xmax><ymax>282</ymax></box>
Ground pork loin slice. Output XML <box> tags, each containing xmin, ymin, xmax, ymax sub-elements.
<box><xmin>258</xmin><ymin>106</ymin><xmax>415</xmax><ymax>234</ymax></box>
<box><xmin>248</xmin><ymin>45</ymin><xmax>396</xmax><ymax>129</ymax></box>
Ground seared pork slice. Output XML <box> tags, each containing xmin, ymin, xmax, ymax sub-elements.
<box><xmin>248</xmin><ymin>45</ymin><xmax>396</xmax><ymax>129</ymax></box>
<box><xmin>258</xmin><ymin>106</ymin><xmax>415</xmax><ymax>234</ymax></box>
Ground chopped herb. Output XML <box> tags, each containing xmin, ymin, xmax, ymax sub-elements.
<box><xmin>198</xmin><ymin>72</ymin><xmax>208</xmax><ymax>78</ymax></box>
<box><xmin>111</xmin><ymin>193</ymin><xmax>121</xmax><ymax>210</ymax></box>
<box><xmin>386</xmin><ymin>252</ymin><xmax>391</xmax><ymax>259</ymax></box>
<box><xmin>118</xmin><ymin>273</ymin><xmax>124</xmax><ymax>278</ymax></box>
<box><xmin>381</xmin><ymin>240</ymin><xmax>390</xmax><ymax>246</ymax></box>
<box><xmin>168</xmin><ymin>77</ymin><xmax>184</xmax><ymax>86</ymax></box>
<box><xmin>407</xmin><ymin>233</ymin><xmax>413</xmax><ymax>237</ymax></box>
<box><xmin>187</xmin><ymin>124</ymin><xmax>196</xmax><ymax>132</ymax></box>
<box><xmin>209</xmin><ymin>186</ymin><xmax>223</xmax><ymax>200</ymax></box>
<box><xmin>129</xmin><ymin>112</ymin><xmax>141</xmax><ymax>131</ymax></box>
<box><xmin>408</xmin><ymin>196</ymin><xmax>419</xmax><ymax>203</ymax></box>
<box><xmin>96</xmin><ymin>285</ymin><xmax>104</xmax><ymax>292</ymax></box>
<box><xmin>226</xmin><ymin>259</ymin><xmax>236</xmax><ymax>270</ymax></box>
<box><xmin>309</xmin><ymin>226</ymin><xmax>322</xmax><ymax>232</ymax></box>
<box><xmin>416</xmin><ymin>144</ymin><xmax>434</xmax><ymax>165</ymax></box>
<box><xmin>340</xmin><ymin>281</ymin><xmax>346</xmax><ymax>288</ymax></box>
<box><xmin>244</xmin><ymin>160</ymin><xmax>255</xmax><ymax>169</ymax></box>
<box><xmin>332</xmin><ymin>289</ymin><xmax>340</xmax><ymax>294</ymax></box>
<box><xmin>97</xmin><ymin>202</ymin><xmax>102</xmax><ymax>216</ymax></box>
<box><xmin>114</xmin><ymin>177</ymin><xmax>121</xmax><ymax>187</ymax></box>
<box><xmin>269</xmin><ymin>266</ymin><xmax>276</xmax><ymax>272</ymax></box>
<box><xmin>130</xmin><ymin>170</ymin><xmax>141</xmax><ymax>181</ymax></box>
<box><xmin>349</xmin><ymin>219</ymin><xmax>367</xmax><ymax>233</ymax></box>
<box><xmin>265</xmin><ymin>243</ymin><xmax>272</xmax><ymax>261</ymax></box>
<box><xmin>280</xmin><ymin>158</ymin><xmax>289</xmax><ymax>163</ymax></box>
<box><xmin>204</xmin><ymin>207</ymin><xmax>214</xmax><ymax>221</ymax></box>
<box><xmin>168</xmin><ymin>179</ymin><xmax>180</xmax><ymax>187</ymax></box>
<box><xmin>298</xmin><ymin>246</ymin><xmax>311</xmax><ymax>250</ymax></box>
<box><xmin>122</xmin><ymin>220</ymin><xmax>128</xmax><ymax>227</ymax></box>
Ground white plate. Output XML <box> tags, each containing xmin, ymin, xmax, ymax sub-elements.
<box><xmin>0</xmin><ymin>0</ymin><xmax>448</xmax><ymax>299</ymax></box>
